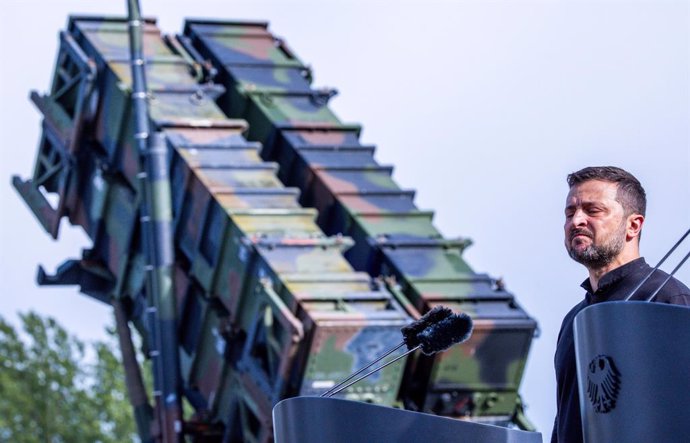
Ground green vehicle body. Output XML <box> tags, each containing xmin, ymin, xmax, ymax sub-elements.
<box><xmin>14</xmin><ymin>14</ymin><xmax>538</xmax><ymax>442</ymax></box>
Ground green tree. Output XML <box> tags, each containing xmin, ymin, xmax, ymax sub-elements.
<box><xmin>0</xmin><ymin>312</ymin><xmax>138</xmax><ymax>442</ymax></box>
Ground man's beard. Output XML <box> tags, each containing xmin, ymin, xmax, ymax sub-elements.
<box><xmin>567</xmin><ymin>222</ymin><xmax>626</xmax><ymax>269</ymax></box>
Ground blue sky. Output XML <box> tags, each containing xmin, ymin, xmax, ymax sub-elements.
<box><xmin>1</xmin><ymin>0</ymin><xmax>688</xmax><ymax>437</ymax></box>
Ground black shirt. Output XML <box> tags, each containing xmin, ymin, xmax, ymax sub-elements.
<box><xmin>551</xmin><ymin>257</ymin><xmax>690</xmax><ymax>443</ymax></box>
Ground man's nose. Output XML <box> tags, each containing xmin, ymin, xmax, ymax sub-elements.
<box><xmin>570</xmin><ymin>209</ymin><xmax>587</xmax><ymax>226</ymax></box>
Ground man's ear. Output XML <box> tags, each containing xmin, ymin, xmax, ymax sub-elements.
<box><xmin>626</xmin><ymin>213</ymin><xmax>644</xmax><ymax>241</ymax></box>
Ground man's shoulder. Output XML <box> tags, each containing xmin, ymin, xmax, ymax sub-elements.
<box><xmin>559</xmin><ymin>299</ymin><xmax>589</xmax><ymax>328</ymax></box>
<box><xmin>648</xmin><ymin>271</ymin><xmax>690</xmax><ymax>305</ymax></box>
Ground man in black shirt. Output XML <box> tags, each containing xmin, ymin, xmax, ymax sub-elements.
<box><xmin>551</xmin><ymin>166</ymin><xmax>690</xmax><ymax>443</ymax></box>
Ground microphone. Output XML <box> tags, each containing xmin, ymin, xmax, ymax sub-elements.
<box><xmin>401</xmin><ymin>305</ymin><xmax>453</xmax><ymax>349</ymax></box>
<box><xmin>324</xmin><ymin>312</ymin><xmax>473</xmax><ymax>397</ymax></box>
<box><xmin>418</xmin><ymin>312</ymin><xmax>474</xmax><ymax>355</ymax></box>
<box><xmin>320</xmin><ymin>305</ymin><xmax>453</xmax><ymax>398</ymax></box>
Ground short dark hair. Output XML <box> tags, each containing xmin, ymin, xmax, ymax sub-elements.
<box><xmin>567</xmin><ymin>166</ymin><xmax>646</xmax><ymax>216</ymax></box>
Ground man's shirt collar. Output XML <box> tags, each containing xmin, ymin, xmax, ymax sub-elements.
<box><xmin>580</xmin><ymin>257</ymin><xmax>647</xmax><ymax>301</ymax></box>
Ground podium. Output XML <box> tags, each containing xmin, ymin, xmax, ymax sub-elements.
<box><xmin>273</xmin><ymin>397</ymin><xmax>542</xmax><ymax>443</ymax></box>
<box><xmin>574</xmin><ymin>301</ymin><xmax>690</xmax><ymax>442</ymax></box>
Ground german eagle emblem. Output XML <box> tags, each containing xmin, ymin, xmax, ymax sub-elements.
<box><xmin>586</xmin><ymin>355</ymin><xmax>621</xmax><ymax>413</ymax></box>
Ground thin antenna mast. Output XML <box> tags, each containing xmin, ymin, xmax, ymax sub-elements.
<box><xmin>126</xmin><ymin>1</ymin><xmax>183</xmax><ymax>441</ymax></box>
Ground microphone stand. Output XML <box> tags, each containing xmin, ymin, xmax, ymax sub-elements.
<box><xmin>624</xmin><ymin>227</ymin><xmax>690</xmax><ymax>301</ymax></box>
<box><xmin>324</xmin><ymin>345</ymin><xmax>421</xmax><ymax>398</ymax></box>
<box><xmin>320</xmin><ymin>341</ymin><xmax>407</xmax><ymax>398</ymax></box>
<box><xmin>645</xmin><ymin>249</ymin><xmax>690</xmax><ymax>302</ymax></box>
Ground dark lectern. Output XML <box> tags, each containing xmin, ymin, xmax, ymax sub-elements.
<box><xmin>574</xmin><ymin>301</ymin><xmax>690</xmax><ymax>443</ymax></box>
<box><xmin>273</xmin><ymin>397</ymin><xmax>542</xmax><ymax>443</ymax></box>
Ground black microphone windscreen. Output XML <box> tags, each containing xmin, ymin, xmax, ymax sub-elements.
<box><xmin>401</xmin><ymin>305</ymin><xmax>453</xmax><ymax>349</ymax></box>
<box><xmin>418</xmin><ymin>313</ymin><xmax>473</xmax><ymax>355</ymax></box>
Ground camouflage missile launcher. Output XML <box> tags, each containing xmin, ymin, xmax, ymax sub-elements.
<box><xmin>15</xmin><ymin>15</ymin><xmax>411</xmax><ymax>442</ymax></box>
<box><xmin>181</xmin><ymin>20</ymin><xmax>538</xmax><ymax>428</ymax></box>
<box><xmin>14</xmin><ymin>13</ymin><xmax>538</xmax><ymax>443</ymax></box>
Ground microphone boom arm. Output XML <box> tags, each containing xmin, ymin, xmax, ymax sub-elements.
<box><xmin>624</xmin><ymin>227</ymin><xmax>690</xmax><ymax>301</ymax></box>
<box><xmin>324</xmin><ymin>345</ymin><xmax>421</xmax><ymax>398</ymax></box>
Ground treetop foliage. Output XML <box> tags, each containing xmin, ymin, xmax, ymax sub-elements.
<box><xmin>0</xmin><ymin>312</ymin><xmax>138</xmax><ymax>443</ymax></box>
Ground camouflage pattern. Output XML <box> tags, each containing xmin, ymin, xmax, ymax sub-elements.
<box><xmin>182</xmin><ymin>19</ymin><xmax>538</xmax><ymax>428</ymax></box>
<box><xmin>14</xmin><ymin>14</ymin><xmax>412</xmax><ymax>443</ymax></box>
